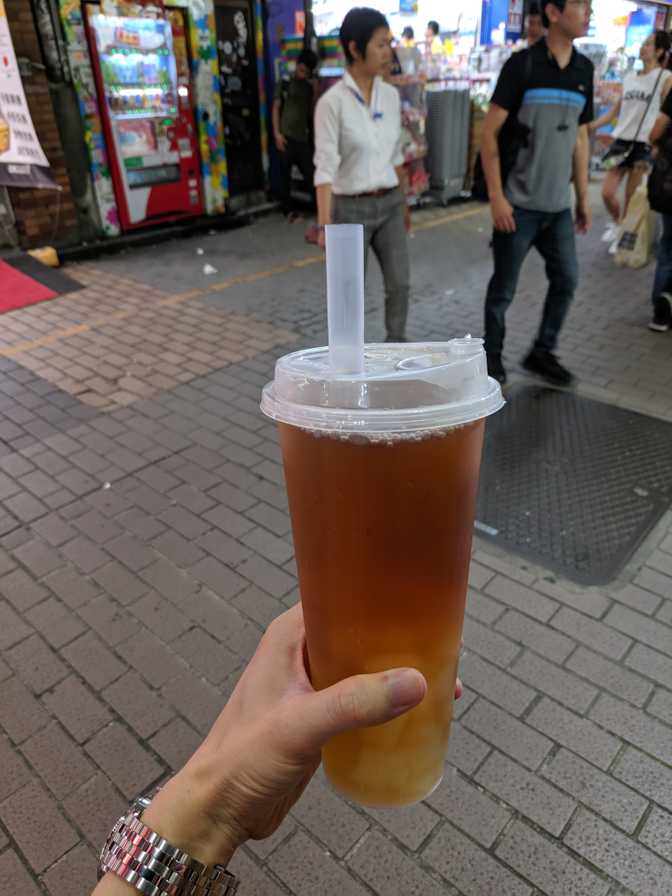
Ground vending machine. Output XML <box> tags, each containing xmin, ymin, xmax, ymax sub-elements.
<box><xmin>85</xmin><ymin>5</ymin><xmax>204</xmax><ymax>231</ymax></box>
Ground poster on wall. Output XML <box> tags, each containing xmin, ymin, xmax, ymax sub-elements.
<box><xmin>506</xmin><ymin>0</ymin><xmax>524</xmax><ymax>39</ymax></box>
<box><xmin>0</xmin><ymin>0</ymin><xmax>58</xmax><ymax>188</ymax></box>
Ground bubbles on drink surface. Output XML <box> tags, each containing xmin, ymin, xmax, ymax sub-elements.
<box><xmin>307</xmin><ymin>424</ymin><xmax>468</xmax><ymax>445</ymax></box>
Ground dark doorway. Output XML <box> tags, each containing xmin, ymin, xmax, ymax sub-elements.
<box><xmin>214</xmin><ymin>0</ymin><xmax>265</xmax><ymax>196</ymax></box>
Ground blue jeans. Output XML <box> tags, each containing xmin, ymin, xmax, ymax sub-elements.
<box><xmin>484</xmin><ymin>207</ymin><xmax>579</xmax><ymax>356</ymax></box>
<box><xmin>651</xmin><ymin>213</ymin><xmax>672</xmax><ymax>304</ymax></box>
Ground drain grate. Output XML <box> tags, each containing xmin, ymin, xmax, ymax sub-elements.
<box><xmin>476</xmin><ymin>385</ymin><xmax>672</xmax><ymax>586</ymax></box>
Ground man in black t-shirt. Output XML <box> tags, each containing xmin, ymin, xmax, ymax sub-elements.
<box><xmin>480</xmin><ymin>0</ymin><xmax>594</xmax><ymax>386</ymax></box>
<box><xmin>272</xmin><ymin>50</ymin><xmax>319</xmax><ymax>220</ymax></box>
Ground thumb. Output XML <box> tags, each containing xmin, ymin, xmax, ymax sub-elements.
<box><xmin>300</xmin><ymin>668</ymin><xmax>427</xmax><ymax>751</ymax></box>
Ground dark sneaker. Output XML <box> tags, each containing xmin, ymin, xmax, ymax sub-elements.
<box><xmin>522</xmin><ymin>349</ymin><xmax>575</xmax><ymax>386</ymax></box>
<box><xmin>649</xmin><ymin>295</ymin><xmax>671</xmax><ymax>332</ymax></box>
<box><xmin>486</xmin><ymin>353</ymin><xmax>507</xmax><ymax>384</ymax></box>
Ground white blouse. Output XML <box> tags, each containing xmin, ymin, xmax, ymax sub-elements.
<box><xmin>314</xmin><ymin>71</ymin><xmax>404</xmax><ymax>196</ymax></box>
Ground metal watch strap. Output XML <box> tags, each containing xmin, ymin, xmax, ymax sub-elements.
<box><xmin>99</xmin><ymin>796</ymin><xmax>239</xmax><ymax>896</ymax></box>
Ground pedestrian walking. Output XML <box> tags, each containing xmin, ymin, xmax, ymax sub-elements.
<box><xmin>314</xmin><ymin>7</ymin><xmax>411</xmax><ymax>342</ymax></box>
<box><xmin>481</xmin><ymin>0</ymin><xmax>594</xmax><ymax>386</ymax></box>
<box><xmin>272</xmin><ymin>49</ymin><xmax>319</xmax><ymax>221</ymax></box>
<box><xmin>646</xmin><ymin>86</ymin><xmax>672</xmax><ymax>331</ymax></box>
<box><xmin>591</xmin><ymin>30</ymin><xmax>672</xmax><ymax>253</ymax></box>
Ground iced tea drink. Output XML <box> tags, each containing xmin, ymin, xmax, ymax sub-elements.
<box><xmin>278</xmin><ymin>418</ymin><xmax>485</xmax><ymax>806</ymax></box>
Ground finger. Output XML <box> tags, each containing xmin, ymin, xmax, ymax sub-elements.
<box><xmin>299</xmin><ymin>668</ymin><xmax>427</xmax><ymax>750</ymax></box>
<box><xmin>455</xmin><ymin>677</ymin><xmax>463</xmax><ymax>700</ymax></box>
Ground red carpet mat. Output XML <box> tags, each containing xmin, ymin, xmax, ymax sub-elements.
<box><xmin>0</xmin><ymin>255</ymin><xmax>81</xmax><ymax>314</ymax></box>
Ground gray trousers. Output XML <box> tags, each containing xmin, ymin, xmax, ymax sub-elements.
<box><xmin>333</xmin><ymin>189</ymin><xmax>410</xmax><ymax>340</ymax></box>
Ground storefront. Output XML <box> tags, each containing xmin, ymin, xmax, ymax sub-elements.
<box><xmin>57</xmin><ymin>0</ymin><xmax>272</xmax><ymax>235</ymax></box>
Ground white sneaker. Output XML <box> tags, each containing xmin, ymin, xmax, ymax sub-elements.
<box><xmin>602</xmin><ymin>223</ymin><xmax>618</xmax><ymax>243</ymax></box>
<box><xmin>609</xmin><ymin>238</ymin><xmax>619</xmax><ymax>256</ymax></box>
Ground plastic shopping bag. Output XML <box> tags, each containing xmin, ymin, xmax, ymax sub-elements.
<box><xmin>615</xmin><ymin>184</ymin><xmax>656</xmax><ymax>270</ymax></box>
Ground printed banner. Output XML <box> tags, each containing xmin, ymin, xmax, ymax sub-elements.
<box><xmin>0</xmin><ymin>0</ymin><xmax>53</xmax><ymax>185</ymax></box>
<box><xmin>101</xmin><ymin>0</ymin><xmax>165</xmax><ymax>16</ymax></box>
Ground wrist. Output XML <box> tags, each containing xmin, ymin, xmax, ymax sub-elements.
<box><xmin>141</xmin><ymin>760</ymin><xmax>244</xmax><ymax>868</ymax></box>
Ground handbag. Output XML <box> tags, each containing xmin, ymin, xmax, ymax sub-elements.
<box><xmin>601</xmin><ymin>68</ymin><xmax>664</xmax><ymax>170</ymax></box>
<box><xmin>615</xmin><ymin>183</ymin><xmax>656</xmax><ymax>269</ymax></box>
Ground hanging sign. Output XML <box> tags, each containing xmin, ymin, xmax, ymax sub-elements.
<box><xmin>0</xmin><ymin>0</ymin><xmax>59</xmax><ymax>188</ymax></box>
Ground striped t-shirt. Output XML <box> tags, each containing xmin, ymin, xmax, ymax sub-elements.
<box><xmin>491</xmin><ymin>39</ymin><xmax>594</xmax><ymax>213</ymax></box>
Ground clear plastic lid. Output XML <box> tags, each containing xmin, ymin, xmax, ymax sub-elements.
<box><xmin>261</xmin><ymin>337</ymin><xmax>505</xmax><ymax>434</ymax></box>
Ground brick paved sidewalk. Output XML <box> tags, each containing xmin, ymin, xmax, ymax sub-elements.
<box><xmin>0</xmin><ymin>197</ymin><xmax>671</xmax><ymax>895</ymax></box>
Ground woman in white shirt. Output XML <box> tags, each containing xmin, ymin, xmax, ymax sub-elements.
<box><xmin>314</xmin><ymin>8</ymin><xmax>411</xmax><ymax>342</ymax></box>
<box><xmin>591</xmin><ymin>31</ymin><xmax>672</xmax><ymax>245</ymax></box>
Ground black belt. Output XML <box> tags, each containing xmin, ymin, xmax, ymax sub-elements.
<box><xmin>340</xmin><ymin>187</ymin><xmax>397</xmax><ymax>199</ymax></box>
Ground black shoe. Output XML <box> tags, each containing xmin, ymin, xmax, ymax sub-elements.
<box><xmin>649</xmin><ymin>295</ymin><xmax>671</xmax><ymax>332</ymax></box>
<box><xmin>522</xmin><ymin>349</ymin><xmax>575</xmax><ymax>386</ymax></box>
<box><xmin>385</xmin><ymin>335</ymin><xmax>408</xmax><ymax>343</ymax></box>
<box><xmin>487</xmin><ymin>353</ymin><xmax>507</xmax><ymax>384</ymax></box>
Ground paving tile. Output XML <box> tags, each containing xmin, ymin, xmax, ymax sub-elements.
<box><xmin>461</xmin><ymin>698</ymin><xmax>552</xmax><ymax>770</ymax></box>
<box><xmin>244</xmin><ymin>502</ymin><xmax>291</xmax><ymax>537</ymax></box>
<box><xmin>551</xmin><ymin>607</ymin><xmax>632</xmax><ymax>660</ymax></box>
<box><xmin>117</xmin><ymin>629</ymin><xmax>187</xmax><ymax>688</ymax></box>
<box><xmin>171</xmin><ymin>627</ymin><xmax>241</xmax><ymax>684</ymax></box>
<box><xmin>543</xmin><ymin>748</ymin><xmax>648</xmax><ymax>833</ymax></box>
<box><xmin>106</xmin><ymin>534</ymin><xmax>158</xmax><ymax>572</ymax></box>
<box><xmin>129</xmin><ymin>590</ymin><xmax>191</xmax><ymax>642</ymax></box>
<box><xmin>73</xmin><ymin>509</ymin><xmax>124</xmax><ymax>545</ymax></box>
<box><xmin>160</xmin><ymin>670</ymin><xmax>224</xmax><ymax>735</ymax></box>
<box><xmin>565</xmin><ymin>809</ymin><xmax>672</xmax><ymax>896</ymax></box>
<box><xmin>21</xmin><ymin>722</ymin><xmax>95</xmax><ymax>800</ymax></box>
<box><xmin>43</xmin><ymin>567</ymin><xmax>100</xmax><ymax>610</ymax></box>
<box><xmin>26</xmin><ymin>597</ymin><xmax>86</xmax><ymax>649</ymax></box>
<box><xmin>240</xmin><ymin>526</ymin><xmax>294</xmax><ymax>566</ymax></box>
<box><xmin>63</xmin><ymin>773</ymin><xmax>126</xmax><ymax>851</ymax></box>
<box><xmin>484</xmin><ymin>574</ymin><xmax>558</xmax><ymax>621</ymax></box>
<box><xmin>0</xmin><ymin>849</ymin><xmax>42</xmax><ymax>895</ymax></box>
<box><xmin>149</xmin><ymin>717</ymin><xmax>202</xmax><ymax>772</ymax></box>
<box><xmin>476</xmin><ymin>750</ymin><xmax>575</xmax><ymax>836</ymax></box>
<box><xmin>85</xmin><ymin>722</ymin><xmax>163</xmax><ymax>799</ymax></box>
<box><xmin>634</xmin><ymin>567</ymin><xmax>672</xmax><ymax>600</ymax></box>
<box><xmin>291</xmin><ymin>773</ymin><xmax>369</xmax><ymax>857</ymax></box>
<box><xmin>468</xmin><ymin>559</ymin><xmax>496</xmax><ymax>590</ymax></box>
<box><xmin>43</xmin><ymin>675</ymin><xmax>112</xmax><ymax>744</ymax></box>
<box><xmin>460</xmin><ymin>651</ymin><xmax>536</xmax><ymax>716</ymax></box>
<box><xmin>626</xmin><ymin>643</ymin><xmax>672</xmax><ymax>690</ymax></box>
<box><xmin>566</xmin><ymin>645</ymin><xmax>653</xmax><ymax>707</ymax></box>
<box><xmin>61</xmin><ymin>535</ymin><xmax>110</xmax><ymax>574</ymax></box>
<box><xmin>12</xmin><ymin>539</ymin><xmax>63</xmax><ymax>579</ymax></box>
<box><xmin>640</xmin><ymin>807</ymin><xmax>672</xmax><ymax>863</ymax></box>
<box><xmin>647</xmin><ymin>687</ymin><xmax>672</xmax><ymax>724</ymax></box>
<box><xmin>61</xmin><ymin>631</ymin><xmax>126</xmax><ymax>690</ymax></box>
<box><xmin>0</xmin><ymin>566</ymin><xmax>50</xmax><ymax>614</ymax></box>
<box><xmin>206</xmin><ymin>480</ymin><xmax>257</xmax><ymax>512</ymax></box>
<box><xmin>527</xmin><ymin>698</ymin><xmax>621</xmax><ymax>771</ymax></box>
<box><xmin>612</xmin><ymin>583</ymin><xmax>663</xmax><ymax>616</ymax></box>
<box><xmin>496</xmin><ymin>819</ymin><xmax>609</xmax><ymax>896</ymax></box>
<box><xmin>423</xmin><ymin>822</ymin><xmax>532</xmax><ymax>896</ymax></box>
<box><xmin>534</xmin><ymin>578</ymin><xmax>611</xmax><ymax>619</ymax></box>
<box><xmin>227</xmin><ymin>849</ymin><xmax>288</xmax><ymax>896</ymax></box>
<box><xmin>426</xmin><ymin>766</ymin><xmax>511</xmax><ymax>848</ymax></box>
<box><xmin>152</xmin><ymin>529</ymin><xmax>205</xmax><ymax>567</ymax></box>
<box><xmin>268</xmin><ymin>830</ymin><xmax>369</xmax><ymax>896</ymax></box>
<box><xmin>189</xmin><ymin>556</ymin><xmax>247</xmax><ymax>600</ymax></box>
<box><xmin>77</xmin><ymin>595</ymin><xmax>137</xmax><ymax>646</ymax></box>
<box><xmin>204</xmin><ymin>503</ymin><xmax>257</xmax><ymax>538</ymax></box>
<box><xmin>613</xmin><ymin>747</ymin><xmax>672</xmax><ymax>812</ymax></box>
<box><xmin>103</xmin><ymin>671</ymin><xmax>174</xmax><ymax>738</ymax></box>
<box><xmin>197</xmin><ymin>529</ymin><xmax>252</xmax><ymax>567</ymax></box>
<box><xmin>495</xmin><ymin>610</ymin><xmax>574</xmax><ymax>664</ymax></box>
<box><xmin>0</xmin><ymin>675</ymin><xmax>49</xmax><ymax>743</ymax></box>
<box><xmin>0</xmin><ymin>780</ymin><xmax>78</xmax><ymax>872</ymax></box>
<box><xmin>511</xmin><ymin>649</ymin><xmax>597</xmax><ymax>713</ymax></box>
<box><xmin>589</xmin><ymin>693</ymin><xmax>672</xmax><ymax>765</ymax></box>
<box><xmin>0</xmin><ymin>732</ymin><xmax>32</xmax><ymax>800</ymax></box>
<box><xmin>4</xmin><ymin>491</ymin><xmax>48</xmax><ymax>523</ymax></box>
<box><xmin>41</xmin><ymin>842</ymin><xmax>99</xmax><ymax>896</ymax></box>
<box><xmin>349</xmin><ymin>830</ymin><xmax>454</xmax><ymax>896</ymax></box>
<box><xmin>116</xmin><ymin>507</ymin><xmax>166</xmax><ymax>541</ymax></box>
<box><xmin>231</xmin><ymin>585</ymin><xmax>283</xmax><ymax>628</ymax></box>
<box><xmin>604</xmin><ymin>604</ymin><xmax>672</xmax><ymax>659</ymax></box>
<box><xmin>236</xmin><ymin>555</ymin><xmax>295</xmax><ymax>598</ymax></box>
<box><xmin>0</xmin><ymin>599</ymin><xmax>32</xmax><ymax>650</ymax></box>
<box><xmin>6</xmin><ymin>633</ymin><xmax>68</xmax><ymax>694</ymax></box>
<box><xmin>91</xmin><ymin>560</ymin><xmax>149</xmax><ymax>606</ymax></box>
<box><xmin>445</xmin><ymin>721</ymin><xmax>491</xmax><ymax>775</ymax></box>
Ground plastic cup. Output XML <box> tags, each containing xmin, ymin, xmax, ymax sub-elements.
<box><xmin>261</xmin><ymin>338</ymin><xmax>504</xmax><ymax>806</ymax></box>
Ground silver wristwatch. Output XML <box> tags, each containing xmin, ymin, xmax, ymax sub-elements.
<box><xmin>99</xmin><ymin>794</ymin><xmax>239</xmax><ymax>895</ymax></box>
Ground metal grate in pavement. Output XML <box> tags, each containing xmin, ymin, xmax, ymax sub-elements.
<box><xmin>475</xmin><ymin>385</ymin><xmax>672</xmax><ymax>586</ymax></box>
